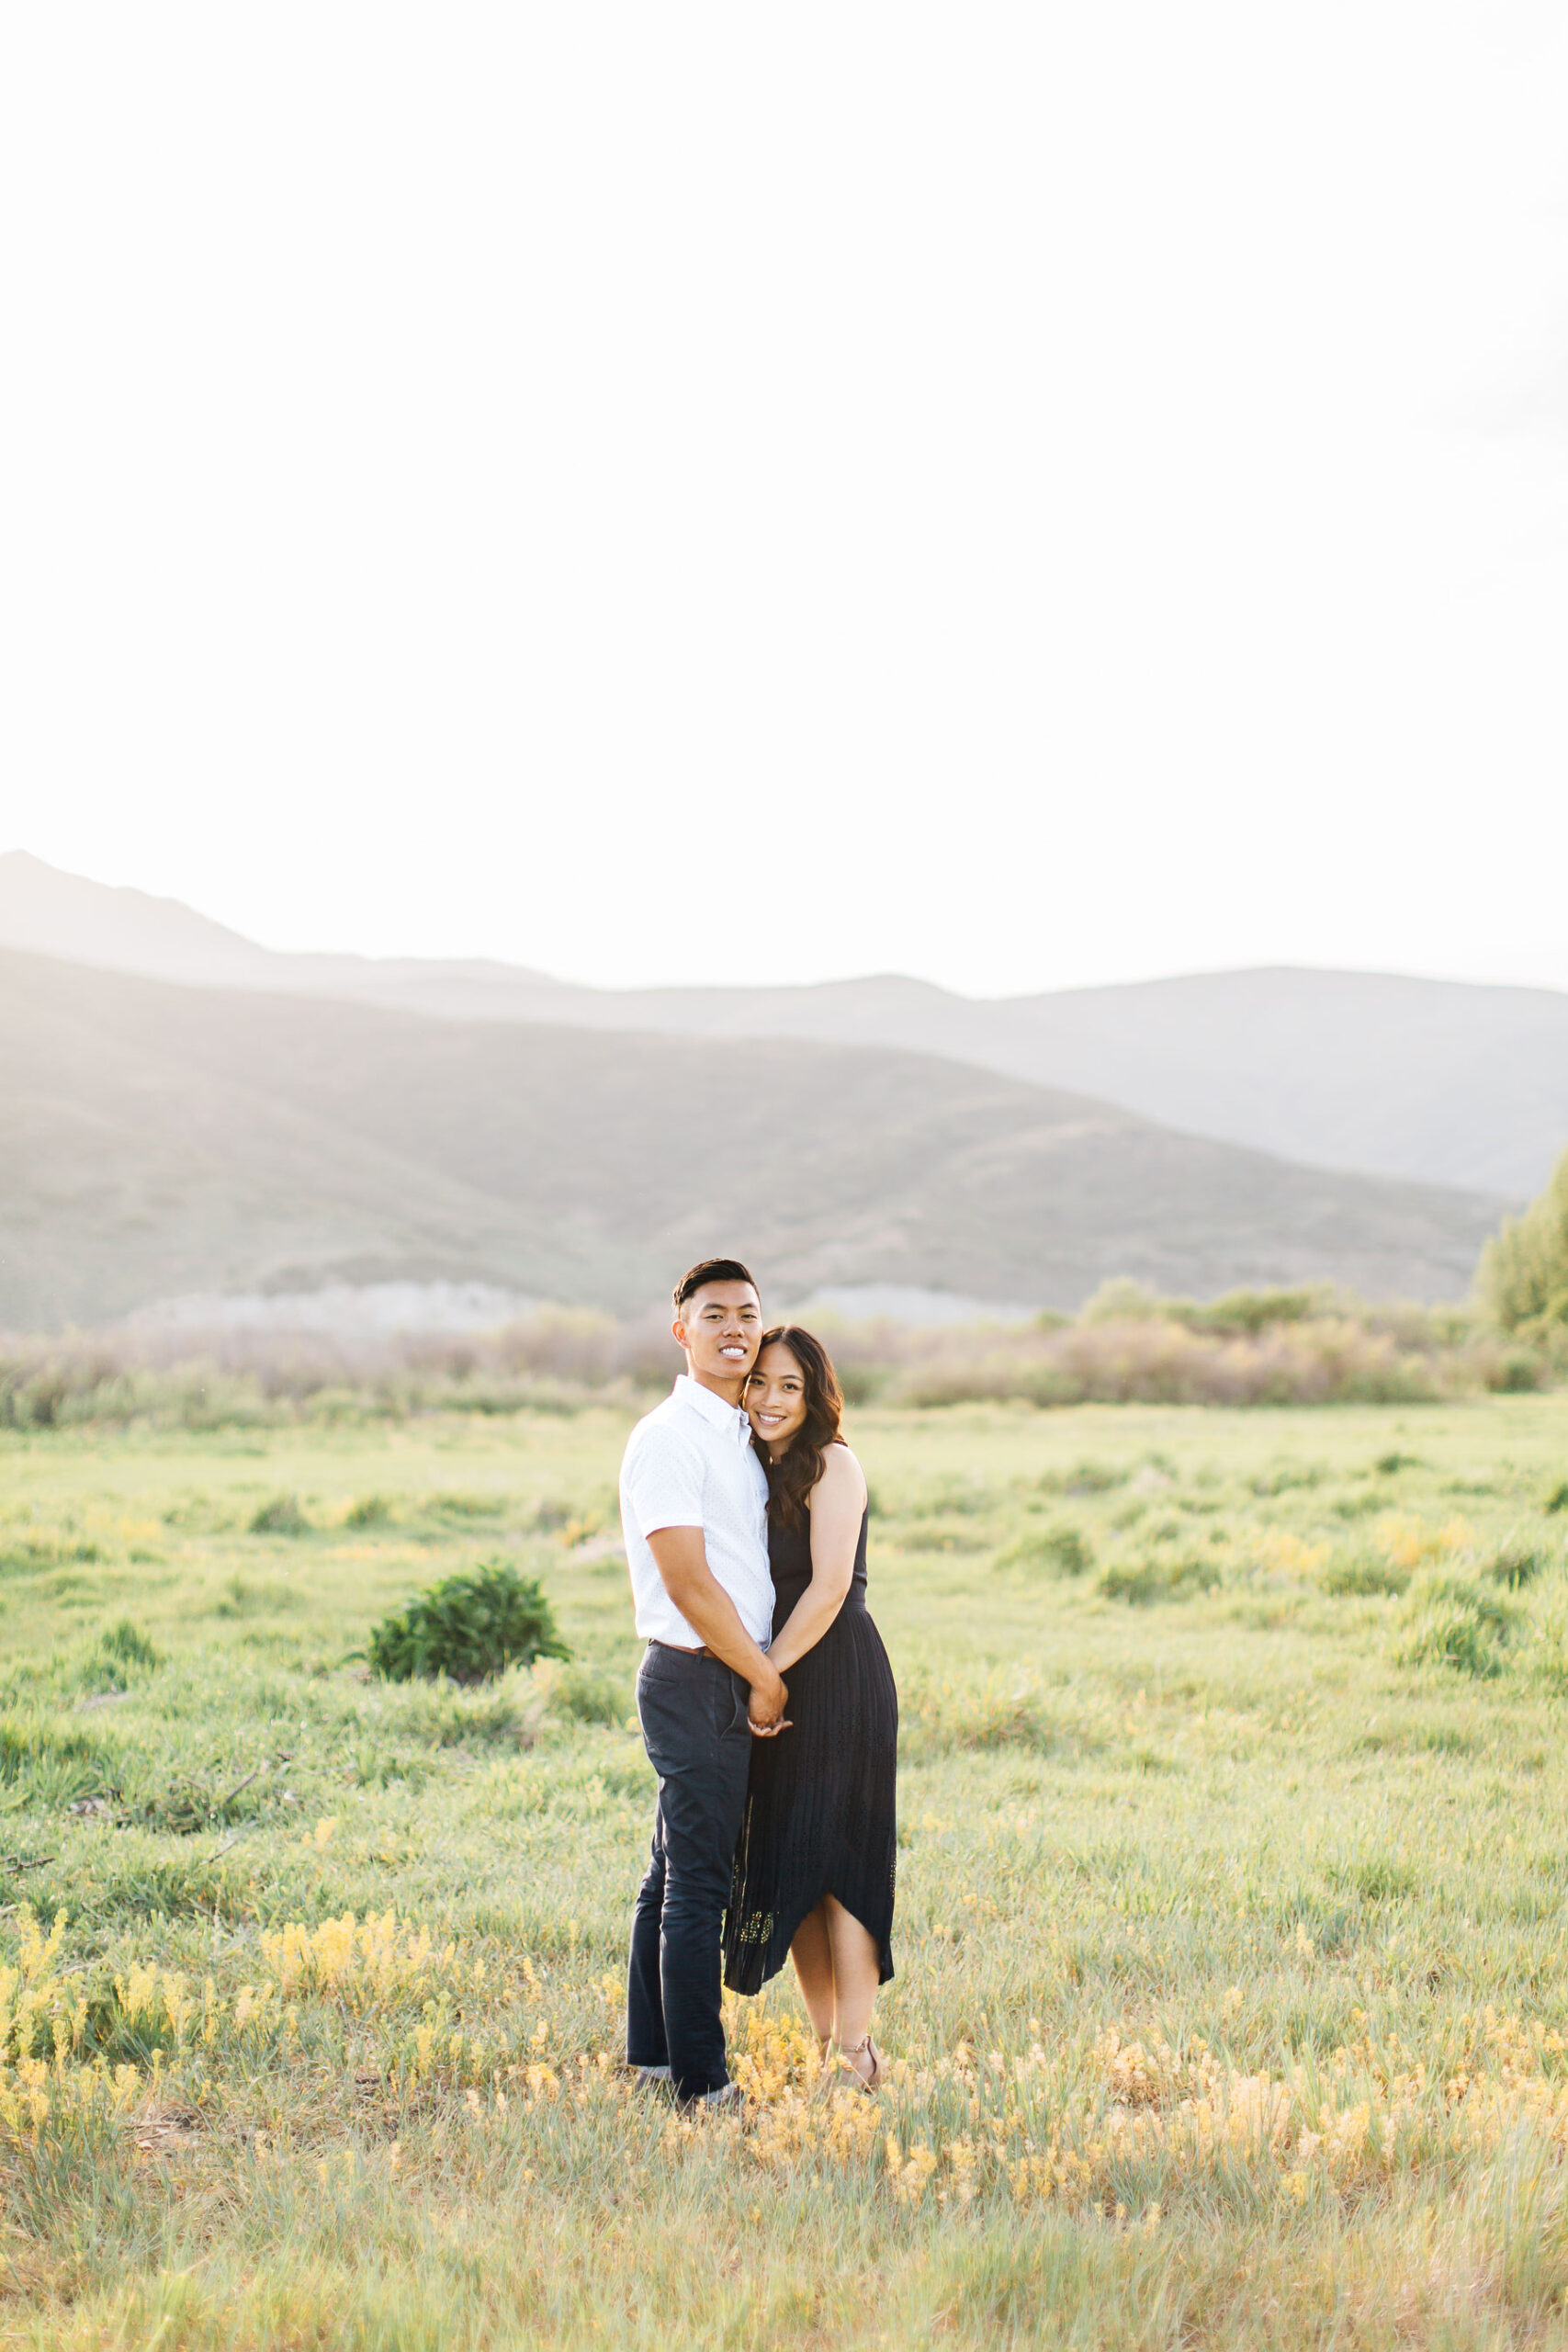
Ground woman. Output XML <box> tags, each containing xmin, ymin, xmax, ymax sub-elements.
<box><xmin>722</xmin><ymin>1326</ymin><xmax>897</xmax><ymax>2088</ymax></box>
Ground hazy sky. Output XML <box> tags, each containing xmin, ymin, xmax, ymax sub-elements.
<box><xmin>3</xmin><ymin>3</ymin><xmax>1566</xmax><ymax>997</ymax></box>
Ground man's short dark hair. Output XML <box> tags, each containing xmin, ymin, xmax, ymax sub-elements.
<box><xmin>673</xmin><ymin>1258</ymin><xmax>759</xmax><ymax>1313</ymax></box>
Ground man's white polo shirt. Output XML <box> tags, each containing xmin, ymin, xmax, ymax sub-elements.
<box><xmin>619</xmin><ymin>1374</ymin><xmax>773</xmax><ymax>1648</ymax></box>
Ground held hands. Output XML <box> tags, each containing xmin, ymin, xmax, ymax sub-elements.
<box><xmin>749</xmin><ymin>1668</ymin><xmax>792</xmax><ymax>1738</ymax></box>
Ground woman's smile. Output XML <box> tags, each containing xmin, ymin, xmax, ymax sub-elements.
<box><xmin>746</xmin><ymin>1341</ymin><xmax>809</xmax><ymax>1451</ymax></box>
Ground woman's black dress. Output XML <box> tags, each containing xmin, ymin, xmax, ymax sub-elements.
<box><xmin>723</xmin><ymin>1502</ymin><xmax>897</xmax><ymax>1993</ymax></box>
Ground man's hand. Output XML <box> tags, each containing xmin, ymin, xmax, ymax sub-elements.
<box><xmin>748</xmin><ymin>1668</ymin><xmax>790</xmax><ymax>1736</ymax></box>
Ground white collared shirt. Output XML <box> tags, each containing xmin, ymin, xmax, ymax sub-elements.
<box><xmin>619</xmin><ymin>1374</ymin><xmax>773</xmax><ymax>1646</ymax></box>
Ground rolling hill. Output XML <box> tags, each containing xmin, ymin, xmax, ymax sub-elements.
<box><xmin>5</xmin><ymin>851</ymin><xmax>1565</xmax><ymax>1194</ymax></box>
<box><xmin>0</xmin><ymin>947</ymin><xmax>1508</xmax><ymax>1329</ymax></box>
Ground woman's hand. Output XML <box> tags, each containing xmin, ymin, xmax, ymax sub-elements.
<box><xmin>749</xmin><ymin>1678</ymin><xmax>792</xmax><ymax>1737</ymax></box>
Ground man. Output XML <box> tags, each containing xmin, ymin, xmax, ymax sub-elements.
<box><xmin>620</xmin><ymin>1257</ymin><xmax>788</xmax><ymax>2108</ymax></box>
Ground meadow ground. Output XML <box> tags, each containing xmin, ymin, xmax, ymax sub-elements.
<box><xmin>2</xmin><ymin>1394</ymin><xmax>1567</xmax><ymax>2348</ymax></box>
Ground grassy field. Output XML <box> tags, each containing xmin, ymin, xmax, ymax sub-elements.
<box><xmin>2</xmin><ymin>1394</ymin><xmax>1568</xmax><ymax>2348</ymax></box>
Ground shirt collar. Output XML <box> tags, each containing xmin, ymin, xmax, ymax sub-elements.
<box><xmin>673</xmin><ymin>1372</ymin><xmax>751</xmax><ymax>1438</ymax></box>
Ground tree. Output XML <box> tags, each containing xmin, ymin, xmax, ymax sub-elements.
<box><xmin>1477</xmin><ymin>1146</ymin><xmax>1568</xmax><ymax>1337</ymax></box>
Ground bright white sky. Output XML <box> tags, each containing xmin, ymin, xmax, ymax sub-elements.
<box><xmin>3</xmin><ymin>3</ymin><xmax>1566</xmax><ymax>997</ymax></box>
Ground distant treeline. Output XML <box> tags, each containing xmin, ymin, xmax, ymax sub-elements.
<box><xmin>1</xmin><ymin>1283</ymin><xmax>1558</xmax><ymax>1430</ymax></box>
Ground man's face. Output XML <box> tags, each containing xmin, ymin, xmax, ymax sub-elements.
<box><xmin>672</xmin><ymin>1282</ymin><xmax>762</xmax><ymax>1384</ymax></box>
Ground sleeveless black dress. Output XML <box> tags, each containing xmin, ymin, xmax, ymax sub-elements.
<box><xmin>723</xmin><ymin>1502</ymin><xmax>897</xmax><ymax>1994</ymax></box>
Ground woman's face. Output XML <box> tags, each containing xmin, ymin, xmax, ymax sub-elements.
<box><xmin>746</xmin><ymin>1342</ymin><xmax>808</xmax><ymax>1453</ymax></box>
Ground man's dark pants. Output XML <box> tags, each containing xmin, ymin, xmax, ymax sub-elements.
<box><xmin>627</xmin><ymin>1643</ymin><xmax>752</xmax><ymax>2101</ymax></box>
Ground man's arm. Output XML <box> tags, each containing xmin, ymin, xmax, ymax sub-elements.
<box><xmin>645</xmin><ymin>1527</ymin><xmax>788</xmax><ymax>1728</ymax></box>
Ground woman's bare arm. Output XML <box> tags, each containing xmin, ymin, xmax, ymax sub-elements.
<box><xmin>762</xmin><ymin>1444</ymin><xmax>867</xmax><ymax>1678</ymax></box>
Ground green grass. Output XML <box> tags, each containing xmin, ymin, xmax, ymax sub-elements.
<box><xmin>3</xmin><ymin>1395</ymin><xmax>1568</xmax><ymax>2347</ymax></box>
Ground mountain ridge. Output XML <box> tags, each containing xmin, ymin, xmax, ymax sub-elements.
<box><xmin>0</xmin><ymin>946</ymin><xmax>1508</xmax><ymax>1329</ymax></box>
<box><xmin>5</xmin><ymin>850</ymin><xmax>1566</xmax><ymax>1196</ymax></box>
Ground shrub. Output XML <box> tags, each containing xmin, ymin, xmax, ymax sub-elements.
<box><xmin>1392</xmin><ymin>1572</ymin><xmax>1517</xmax><ymax>1678</ymax></box>
<box><xmin>367</xmin><ymin>1560</ymin><xmax>570</xmax><ymax>1685</ymax></box>
<box><xmin>1</xmin><ymin>1279</ymin><xmax>1554</xmax><ymax>1430</ymax></box>
<box><xmin>997</xmin><ymin>1522</ymin><xmax>1094</xmax><ymax>1576</ymax></box>
<box><xmin>1545</xmin><ymin>1483</ymin><xmax>1568</xmax><ymax>1516</ymax></box>
<box><xmin>1476</xmin><ymin>1146</ymin><xmax>1568</xmax><ymax>1338</ymax></box>
<box><xmin>250</xmin><ymin>1495</ymin><xmax>310</xmax><ymax>1536</ymax></box>
<box><xmin>1079</xmin><ymin>1279</ymin><xmax>1168</xmax><ymax>1325</ymax></box>
<box><xmin>886</xmin><ymin>1355</ymin><xmax>1080</xmax><ymax>1408</ymax></box>
<box><xmin>1188</xmin><ymin>1287</ymin><xmax>1330</xmax><ymax>1336</ymax></box>
<box><xmin>344</xmin><ymin>1495</ymin><xmax>392</xmax><ymax>1527</ymax></box>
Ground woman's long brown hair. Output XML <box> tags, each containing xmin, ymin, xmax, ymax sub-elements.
<box><xmin>750</xmin><ymin>1325</ymin><xmax>845</xmax><ymax>1528</ymax></box>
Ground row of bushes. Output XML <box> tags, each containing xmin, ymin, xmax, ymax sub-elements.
<box><xmin>849</xmin><ymin>1314</ymin><xmax>1548</xmax><ymax>1410</ymax></box>
<box><xmin>1</xmin><ymin>1287</ymin><xmax>1559</xmax><ymax>1430</ymax></box>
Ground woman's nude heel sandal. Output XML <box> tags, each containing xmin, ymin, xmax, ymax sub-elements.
<box><xmin>840</xmin><ymin>2034</ymin><xmax>883</xmax><ymax>2093</ymax></box>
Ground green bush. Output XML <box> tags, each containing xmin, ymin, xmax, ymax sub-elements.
<box><xmin>1078</xmin><ymin>1279</ymin><xmax>1168</xmax><ymax>1325</ymax></box>
<box><xmin>368</xmin><ymin>1560</ymin><xmax>570</xmax><ymax>1685</ymax></box>
<box><xmin>250</xmin><ymin>1494</ymin><xmax>310</xmax><ymax>1536</ymax></box>
<box><xmin>344</xmin><ymin>1494</ymin><xmax>392</xmax><ymax>1527</ymax></box>
<box><xmin>1476</xmin><ymin>1147</ymin><xmax>1568</xmax><ymax>1338</ymax></box>
<box><xmin>1190</xmin><ymin>1287</ymin><xmax>1329</xmax><ymax>1337</ymax></box>
<box><xmin>997</xmin><ymin>1521</ymin><xmax>1094</xmax><ymax>1576</ymax></box>
<box><xmin>1392</xmin><ymin>1572</ymin><xmax>1517</xmax><ymax>1678</ymax></box>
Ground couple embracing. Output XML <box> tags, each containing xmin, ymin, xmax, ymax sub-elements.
<box><xmin>618</xmin><ymin>1258</ymin><xmax>898</xmax><ymax>2109</ymax></box>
